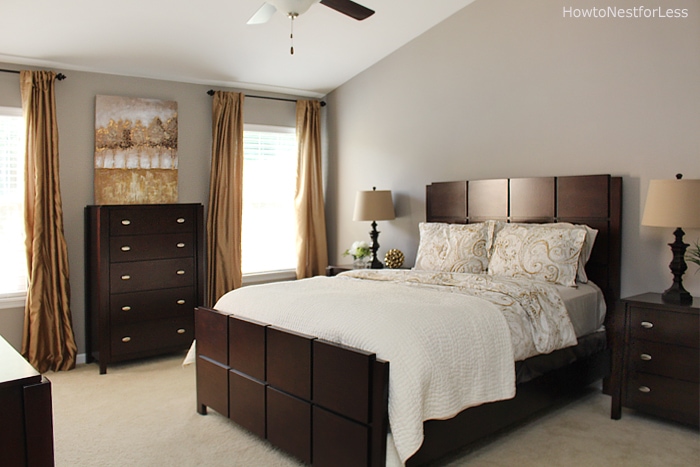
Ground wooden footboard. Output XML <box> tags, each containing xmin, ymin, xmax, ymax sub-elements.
<box><xmin>195</xmin><ymin>306</ymin><xmax>390</xmax><ymax>467</ymax></box>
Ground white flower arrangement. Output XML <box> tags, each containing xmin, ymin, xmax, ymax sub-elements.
<box><xmin>343</xmin><ymin>240</ymin><xmax>371</xmax><ymax>260</ymax></box>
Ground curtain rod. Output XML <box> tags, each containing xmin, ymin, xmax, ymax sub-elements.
<box><xmin>207</xmin><ymin>89</ymin><xmax>325</xmax><ymax>107</ymax></box>
<box><xmin>0</xmin><ymin>68</ymin><xmax>67</xmax><ymax>80</ymax></box>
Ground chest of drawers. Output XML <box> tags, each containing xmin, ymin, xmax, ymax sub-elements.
<box><xmin>85</xmin><ymin>204</ymin><xmax>205</xmax><ymax>374</ymax></box>
<box><xmin>611</xmin><ymin>293</ymin><xmax>699</xmax><ymax>426</ymax></box>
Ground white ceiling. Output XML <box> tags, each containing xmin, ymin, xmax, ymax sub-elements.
<box><xmin>1</xmin><ymin>0</ymin><xmax>475</xmax><ymax>98</ymax></box>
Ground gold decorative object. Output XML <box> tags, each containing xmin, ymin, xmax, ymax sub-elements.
<box><xmin>384</xmin><ymin>249</ymin><xmax>404</xmax><ymax>269</ymax></box>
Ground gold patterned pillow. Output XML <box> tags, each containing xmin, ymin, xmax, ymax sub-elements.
<box><xmin>488</xmin><ymin>223</ymin><xmax>587</xmax><ymax>287</ymax></box>
<box><xmin>414</xmin><ymin>222</ymin><xmax>493</xmax><ymax>274</ymax></box>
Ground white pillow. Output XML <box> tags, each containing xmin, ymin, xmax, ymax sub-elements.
<box><xmin>488</xmin><ymin>223</ymin><xmax>587</xmax><ymax>287</ymax></box>
<box><xmin>414</xmin><ymin>222</ymin><xmax>494</xmax><ymax>274</ymax></box>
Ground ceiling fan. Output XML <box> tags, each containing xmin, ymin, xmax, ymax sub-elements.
<box><xmin>247</xmin><ymin>0</ymin><xmax>375</xmax><ymax>25</ymax></box>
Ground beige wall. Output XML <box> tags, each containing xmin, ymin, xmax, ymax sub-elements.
<box><xmin>0</xmin><ymin>65</ymin><xmax>298</xmax><ymax>355</ymax></box>
<box><xmin>325</xmin><ymin>0</ymin><xmax>700</xmax><ymax>299</ymax></box>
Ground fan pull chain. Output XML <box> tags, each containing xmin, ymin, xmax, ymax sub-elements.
<box><xmin>288</xmin><ymin>13</ymin><xmax>298</xmax><ymax>55</ymax></box>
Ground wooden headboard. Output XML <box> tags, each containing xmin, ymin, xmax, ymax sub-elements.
<box><xmin>425</xmin><ymin>174</ymin><xmax>622</xmax><ymax>311</ymax></box>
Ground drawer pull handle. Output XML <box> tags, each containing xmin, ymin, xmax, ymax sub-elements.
<box><xmin>177</xmin><ymin>299</ymin><xmax>186</xmax><ymax>305</ymax></box>
<box><xmin>121</xmin><ymin>306</ymin><xmax>131</xmax><ymax>312</ymax></box>
<box><xmin>177</xmin><ymin>328</ymin><xmax>186</xmax><ymax>334</ymax></box>
<box><xmin>121</xmin><ymin>219</ymin><xmax>131</xmax><ymax>226</ymax></box>
<box><xmin>640</xmin><ymin>321</ymin><xmax>653</xmax><ymax>329</ymax></box>
<box><xmin>122</xmin><ymin>336</ymin><xmax>131</xmax><ymax>343</ymax></box>
<box><xmin>176</xmin><ymin>270</ymin><xmax>186</xmax><ymax>275</ymax></box>
<box><xmin>640</xmin><ymin>353</ymin><xmax>652</xmax><ymax>361</ymax></box>
<box><xmin>177</xmin><ymin>218</ymin><xmax>186</xmax><ymax>224</ymax></box>
<box><xmin>121</xmin><ymin>275</ymin><xmax>131</xmax><ymax>280</ymax></box>
<box><xmin>121</xmin><ymin>245</ymin><xmax>131</xmax><ymax>252</ymax></box>
<box><xmin>638</xmin><ymin>386</ymin><xmax>651</xmax><ymax>393</ymax></box>
<box><xmin>176</xmin><ymin>242</ymin><xmax>186</xmax><ymax>248</ymax></box>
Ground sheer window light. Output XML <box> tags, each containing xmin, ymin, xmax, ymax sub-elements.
<box><xmin>0</xmin><ymin>107</ymin><xmax>27</xmax><ymax>304</ymax></box>
<box><xmin>242</xmin><ymin>125</ymin><xmax>297</xmax><ymax>275</ymax></box>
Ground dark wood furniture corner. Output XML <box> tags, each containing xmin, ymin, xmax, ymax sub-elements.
<box><xmin>611</xmin><ymin>293</ymin><xmax>699</xmax><ymax>427</ymax></box>
<box><xmin>85</xmin><ymin>203</ymin><xmax>205</xmax><ymax>374</ymax></box>
<box><xmin>0</xmin><ymin>335</ymin><xmax>54</xmax><ymax>467</ymax></box>
<box><xmin>326</xmin><ymin>264</ymin><xmax>354</xmax><ymax>276</ymax></box>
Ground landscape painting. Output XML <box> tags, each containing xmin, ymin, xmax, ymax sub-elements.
<box><xmin>94</xmin><ymin>95</ymin><xmax>178</xmax><ymax>204</ymax></box>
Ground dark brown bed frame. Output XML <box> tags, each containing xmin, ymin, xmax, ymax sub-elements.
<box><xmin>194</xmin><ymin>174</ymin><xmax>622</xmax><ymax>466</ymax></box>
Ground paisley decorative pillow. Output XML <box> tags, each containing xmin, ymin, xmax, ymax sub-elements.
<box><xmin>414</xmin><ymin>222</ymin><xmax>493</xmax><ymax>274</ymax></box>
<box><xmin>488</xmin><ymin>223</ymin><xmax>587</xmax><ymax>287</ymax></box>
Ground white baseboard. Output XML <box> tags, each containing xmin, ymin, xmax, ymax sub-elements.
<box><xmin>76</xmin><ymin>353</ymin><xmax>87</xmax><ymax>365</ymax></box>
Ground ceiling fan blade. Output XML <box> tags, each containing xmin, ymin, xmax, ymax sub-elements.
<box><xmin>319</xmin><ymin>0</ymin><xmax>375</xmax><ymax>20</ymax></box>
<box><xmin>247</xmin><ymin>2</ymin><xmax>278</xmax><ymax>24</ymax></box>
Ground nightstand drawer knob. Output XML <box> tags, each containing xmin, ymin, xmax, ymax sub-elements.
<box><xmin>638</xmin><ymin>386</ymin><xmax>651</xmax><ymax>393</ymax></box>
<box><xmin>176</xmin><ymin>270</ymin><xmax>186</xmax><ymax>275</ymax></box>
<box><xmin>640</xmin><ymin>353</ymin><xmax>652</xmax><ymax>361</ymax></box>
<box><xmin>121</xmin><ymin>306</ymin><xmax>131</xmax><ymax>312</ymax></box>
<box><xmin>121</xmin><ymin>275</ymin><xmax>131</xmax><ymax>280</ymax></box>
<box><xmin>121</xmin><ymin>219</ymin><xmax>131</xmax><ymax>226</ymax></box>
<box><xmin>177</xmin><ymin>299</ymin><xmax>186</xmax><ymax>305</ymax></box>
<box><xmin>640</xmin><ymin>321</ymin><xmax>654</xmax><ymax>329</ymax></box>
<box><xmin>177</xmin><ymin>218</ymin><xmax>186</xmax><ymax>224</ymax></box>
<box><xmin>121</xmin><ymin>245</ymin><xmax>131</xmax><ymax>252</ymax></box>
<box><xmin>122</xmin><ymin>336</ymin><xmax>131</xmax><ymax>343</ymax></box>
<box><xmin>177</xmin><ymin>328</ymin><xmax>186</xmax><ymax>334</ymax></box>
<box><xmin>176</xmin><ymin>242</ymin><xmax>186</xmax><ymax>248</ymax></box>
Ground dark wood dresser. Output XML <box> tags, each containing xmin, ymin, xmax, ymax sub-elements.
<box><xmin>85</xmin><ymin>203</ymin><xmax>205</xmax><ymax>374</ymax></box>
<box><xmin>0</xmin><ymin>335</ymin><xmax>54</xmax><ymax>466</ymax></box>
<box><xmin>611</xmin><ymin>292</ymin><xmax>699</xmax><ymax>426</ymax></box>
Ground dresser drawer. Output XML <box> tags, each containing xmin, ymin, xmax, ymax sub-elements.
<box><xmin>628</xmin><ymin>339</ymin><xmax>699</xmax><ymax>383</ymax></box>
<box><xmin>109</xmin><ymin>205</ymin><xmax>197</xmax><ymax>236</ymax></box>
<box><xmin>628</xmin><ymin>306</ymin><xmax>699</xmax><ymax>347</ymax></box>
<box><xmin>110</xmin><ymin>258</ymin><xmax>195</xmax><ymax>293</ymax></box>
<box><xmin>111</xmin><ymin>316</ymin><xmax>193</xmax><ymax>357</ymax></box>
<box><xmin>626</xmin><ymin>372</ymin><xmax>699</xmax><ymax>426</ymax></box>
<box><xmin>109</xmin><ymin>233</ymin><xmax>195</xmax><ymax>262</ymax></box>
<box><xmin>110</xmin><ymin>287</ymin><xmax>196</xmax><ymax>325</ymax></box>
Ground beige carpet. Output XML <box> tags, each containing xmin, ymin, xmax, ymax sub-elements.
<box><xmin>47</xmin><ymin>353</ymin><xmax>699</xmax><ymax>466</ymax></box>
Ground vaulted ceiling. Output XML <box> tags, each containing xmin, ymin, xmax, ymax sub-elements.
<box><xmin>1</xmin><ymin>0</ymin><xmax>475</xmax><ymax>97</ymax></box>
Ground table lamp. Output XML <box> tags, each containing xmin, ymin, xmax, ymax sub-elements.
<box><xmin>353</xmin><ymin>187</ymin><xmax>395</xmax><ymax>269</ymax></box>
<box><xmin>641</xmin><ymin>174</ymin><xmax>700</xmax><ymax>305</ymax></box>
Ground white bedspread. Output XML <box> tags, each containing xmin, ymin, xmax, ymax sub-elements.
<box><xmin>212</xmin><ymin>274</ymin><xmax>516</xmax><ymax>463</ymax></box>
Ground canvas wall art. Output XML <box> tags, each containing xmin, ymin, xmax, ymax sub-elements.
<box><xmin>94</xmin><ymin>95</ymin><xmax>178</xmax><ymax>204</ymax></box>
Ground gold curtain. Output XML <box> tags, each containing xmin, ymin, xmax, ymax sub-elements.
<box><xmin>20</xmin><ymin>70</ymin><xmax>77</xmax><ymax>372</ymax></box>
<box><xmin>206</xmin><ymin>91</ymin><xmax>244</xmax><ymax>306</ymax></box>
<box><xmin>295</xmin><ymin>100</ymin><xmax>328</xmax><ymax>278</ymax></box>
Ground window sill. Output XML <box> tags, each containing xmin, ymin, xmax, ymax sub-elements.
<box><xmin>242</xmin><ymin>269</ymin><xmax>297</xmax><ymax>286</ymax></box>
<box><xmin>0</xmin><ymin>293</ymin><xmax>26</xmax><ymax>310</ymax></box>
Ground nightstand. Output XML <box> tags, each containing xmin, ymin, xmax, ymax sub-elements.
<box><xmin>326</xmin><ymin>265</ymin><xmax>354</xmax><ymax>276</ymax></box>
<box><xmin>611</xmin><ymin>293</ymin><xmax>699</xmax><ymax>427</ymax></box>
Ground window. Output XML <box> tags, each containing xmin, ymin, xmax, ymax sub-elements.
<box><xmin>242</xmin><ymin>125</ymin><xmax>297</xmax><ymax>277</ymax></box>
<box><xmin>0</xmin><ymin>107</ymin><xmax>27</xmax><ymax>304</ymax></box>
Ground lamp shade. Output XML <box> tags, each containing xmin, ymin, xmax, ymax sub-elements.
<box><xmin>353</xmin><ymin>189</ymin><xmax>395</xmax><ymax>222</ymax></box>
<box><xmin>642</xmin><ymin>178</ymin><xmax>700</xmax><ymax>228</ymax></box>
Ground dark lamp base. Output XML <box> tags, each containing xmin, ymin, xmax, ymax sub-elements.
<box><xmin>661</xmin><ymin>227</ymin><xmax>693</xmax><ymax>306</ymax></box>
<box><xmin>662</xmin><ymin>288</ymin><xmax>693</xmax><ymax>306</ymax></box>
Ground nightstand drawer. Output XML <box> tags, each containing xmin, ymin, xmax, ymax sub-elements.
<box><xmin>628</xmin><ymin>339</ymin><xmax>699</xmax><ymax>383</ymax></box>
<box><xmin>626</xmin><ymin>372</ymin><xmax>699</xmax><ymax>426</ymax></box>
<box><xmin>628</xmin><ymin>306</ymin><xmax>699</xmax><ymax>347</ymax></box>
<box><xmin>110</xmin><ymin>287</ymin><xmax>196</xmax><ymax>325</ymax></box>
<box><xmin>109</xmin><ymin>233</ymin><xmax>195</xmax><ymax>262</ymax></box>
